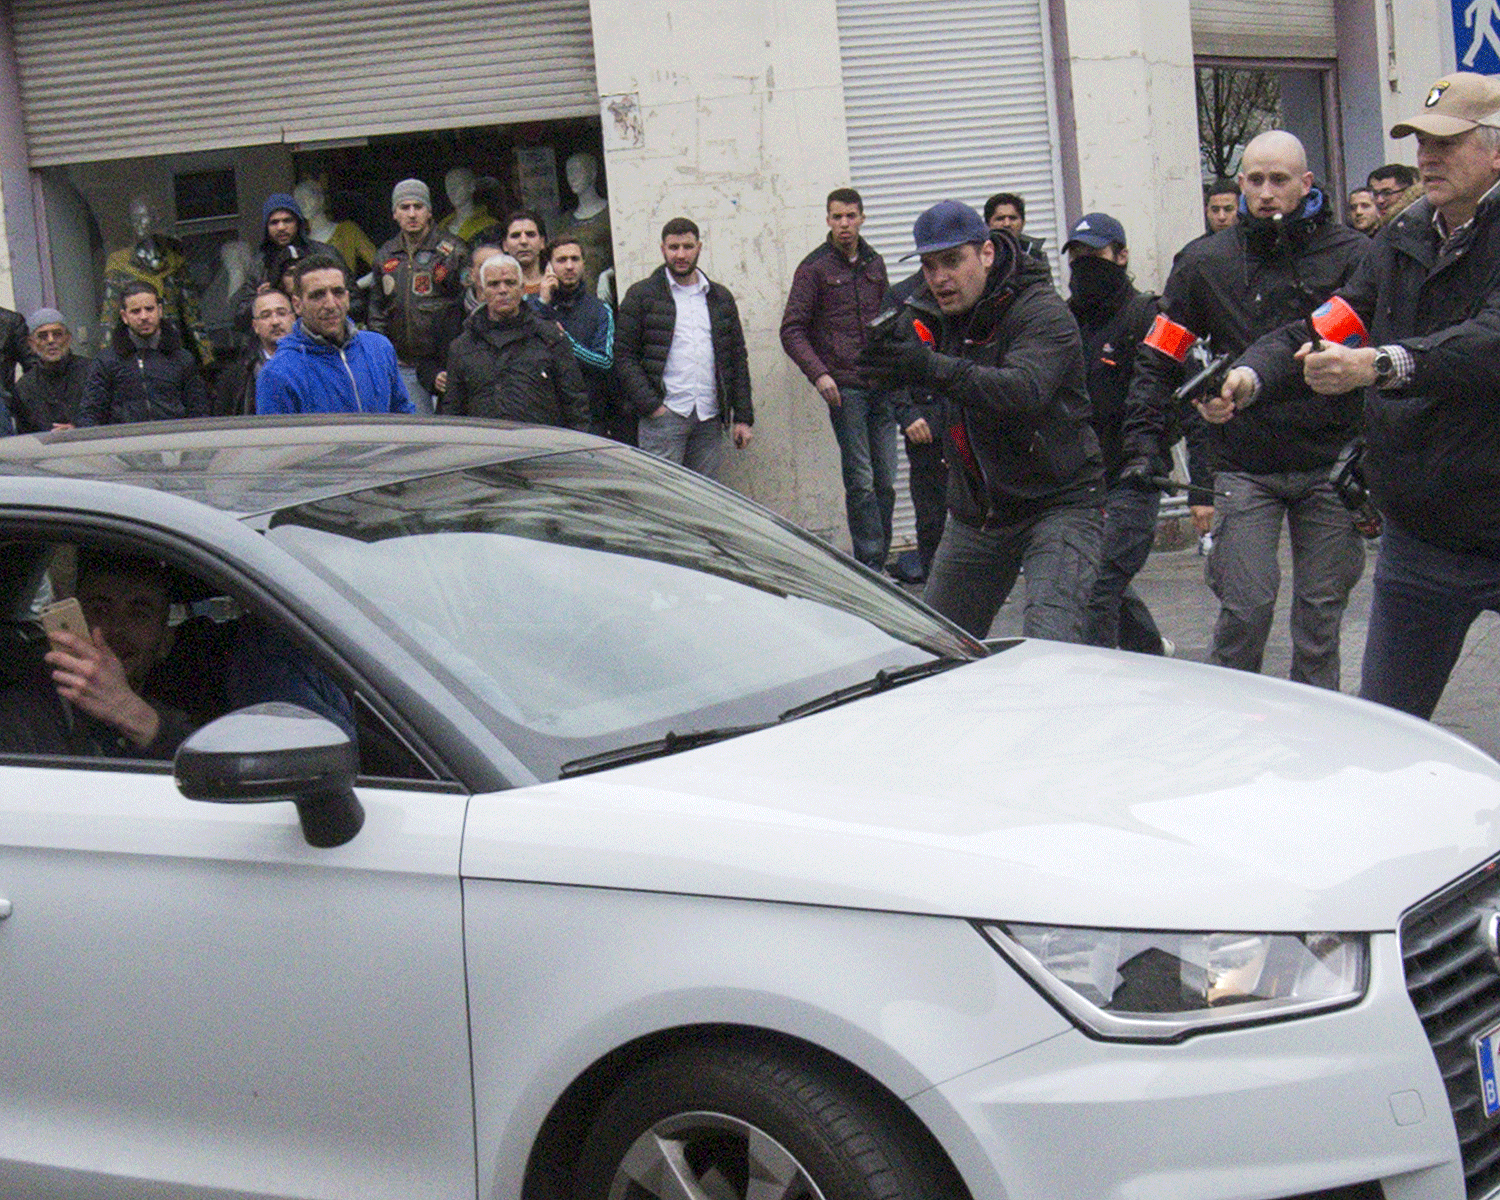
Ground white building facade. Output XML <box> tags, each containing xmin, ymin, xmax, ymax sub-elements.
<box><xmin>0</xmin><ymin>0</ymin><xmax>1475</xmax><ymax>546</ymax></box>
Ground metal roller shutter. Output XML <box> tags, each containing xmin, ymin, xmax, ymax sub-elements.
<box><xmin>11</xmin><ymin>0</ymin><xmax>599</xmax><ymax>167</ymax></box>
<box><xmin>1191</xmin><ymin>0</ymin><xmax>1338</xmax><ymax>60</ymax></box>
<box><xmin>836</xmin><ymin>0</ymin><xmax>1065</xmax><ymax>555</ymax></box>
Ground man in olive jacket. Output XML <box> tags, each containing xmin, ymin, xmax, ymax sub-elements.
<box><xmin>861</xmin><ymin>200</ymin><xmax>1103</xmax><ymax>641</ymax></box>
<box><xmin>614</xmin><ymin>217</ymin><xmax>753</xmax><ymax>479</ymax></box>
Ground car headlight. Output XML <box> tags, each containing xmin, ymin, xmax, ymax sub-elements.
<box><xmin>978</xmin><ymin>923</ymin><xmax>1367</xmax><ymax>1042</ymax></box>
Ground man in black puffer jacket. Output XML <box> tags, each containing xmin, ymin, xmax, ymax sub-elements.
<box><xmin>1227</xmin><ymin>73</ymin><xmax>1500</xmax><ymax>720</ymax></box>
<box><xmin>439</xmin><ymin>252</ymin><xmax>588</xmax><ymax>430</ymax></box>
<box><xmin>1122</xmin><ymin>131</ymin><xmax>1369</xmax><ymax>690</ymax></box>
<box><xmin>861</xmin><ymin>200</ymin><xmax>1103</xmax><ymax>642</ymax></box>
<box><xmin>615</xmin><ymin>217</ymin><xmax>753</xmax><ymax>479</ymax></box>
<box><xmin>77</xmin><ymin>282</ymin><xmax>207</xmax><ymax>427</ymax></box>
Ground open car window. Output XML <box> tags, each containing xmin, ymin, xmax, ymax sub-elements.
<box><xmin>0</xmin><ymin>538</ymin><xmax>439</xmax><ymax>784</ymax></box>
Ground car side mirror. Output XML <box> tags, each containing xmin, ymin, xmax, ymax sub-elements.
<box><xmin>174</xmin><ymin>702</ymin><xmax>364</xmax><ymax>848</ymax></box>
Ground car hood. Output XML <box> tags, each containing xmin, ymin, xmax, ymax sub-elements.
<box><xmin>461</xmin><ymin>642</ymin><xmax>1500</xmax><ymax>930</ymax></box>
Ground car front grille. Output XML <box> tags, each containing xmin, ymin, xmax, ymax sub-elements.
<box><xmin>1401</xmin><ymin>858</ymin><xmax>1500</xmax><ymax>1198</ymax></box>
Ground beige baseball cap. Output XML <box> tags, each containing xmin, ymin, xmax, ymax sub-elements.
<box><xmin>1391</xmin><ymin>72</ymin><xmax>1500</xmax><ymax>138</ymax></box>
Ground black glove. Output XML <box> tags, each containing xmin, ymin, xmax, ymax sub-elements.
<box><xmin>1117</xmin><ymin>456</ymin><xmax>1161</xmax><ymax>492</ymax></box>
<box><xmin>859</xmin><ymin>337</ymin><xmax>935</xmax><ymax>387</ymax></box>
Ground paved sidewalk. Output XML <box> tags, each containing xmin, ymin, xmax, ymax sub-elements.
<box><xmin>981</xmin><ymin>529</ymin><xmax>1500</xmax><ymax>761</ymax></box>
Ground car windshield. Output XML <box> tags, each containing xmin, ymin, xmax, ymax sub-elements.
<box><xmin>264</xmin><ymin>447</ymin><xmax>982</xmax><ymax>780</ymax></box>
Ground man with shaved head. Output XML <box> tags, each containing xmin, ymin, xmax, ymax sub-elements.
<box><xmin>1121</xmin><ymin>129</ymin><xmax>1370</xmax><ymax>689</ymax></box>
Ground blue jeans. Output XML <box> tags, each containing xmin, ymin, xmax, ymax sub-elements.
<box><xmin>1084</xmin><ymin>482</ymin><xmax>1163</xmax><ymax>654</ymax></box>
<box><xmin>828</xmin><ymin>387</ymin><xmax>897</xmax><ymax>568</ymax></box>
<box><xmin>1360</xmin><ymin>521</ymin><xmax>1500</xmax><ymax>719</ymax></box>
<box><xmin>923</xmin><ymin>504</ymin><xmax>1103</xmax><ymax>642</ymax></box>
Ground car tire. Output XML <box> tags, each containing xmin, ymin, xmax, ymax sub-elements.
<box><xmin>571</xmin><ymin>1039</ymin><xmax>957</xmax><ymax>1200</ymax></box>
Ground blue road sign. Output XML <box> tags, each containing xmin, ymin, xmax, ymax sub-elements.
<box><xmin>1456</xmin><ymin>0</ymin><xmax>1500</xmax><ymax>73</ymax></box>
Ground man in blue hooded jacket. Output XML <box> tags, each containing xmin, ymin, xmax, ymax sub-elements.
<box><xmin>233</xmin><ymin>192</ymin><xmax>340</xmax><ymax>332</ymax></box>
<box><xmin>256</xmin><ymin>256</ymin><xmax>412</xmax><ymax>415</ymax></box>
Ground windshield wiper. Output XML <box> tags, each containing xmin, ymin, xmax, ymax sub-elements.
<box><xmin>558</xmin><ymin>657</ymin><xmax>972</xmax><ymax>780</ymax></box>
<box><xmin>777</xmin><ymin>656</ymin><xmax>968</xmax><ymax>723</ymax></box>
<box><xmin>559</xmin><ymin>722</ymin><xmax>776</xmax><ymax>779</ymax></box>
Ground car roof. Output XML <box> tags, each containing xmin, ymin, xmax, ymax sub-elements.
<box><xmin>0</xmin><ymin>416</ymin><xmax>609</xmax><ymax>518</ymax></box>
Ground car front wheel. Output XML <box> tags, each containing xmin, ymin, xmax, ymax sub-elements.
<box><xmin>571</xmin><ymin>1040</ymin><xmax>961</xmax><ymax>1200</ymax></box>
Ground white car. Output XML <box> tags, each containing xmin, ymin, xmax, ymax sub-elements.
<box><xmin>0</xmin><ymin>418</ymin><xmax>1495</xmax><ymax>1200</ymax></box>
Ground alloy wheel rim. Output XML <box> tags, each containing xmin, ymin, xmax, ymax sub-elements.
<box><xmin>606</xmin><ymin>1109</ymin><xmax>830</xmax><ymax>1200</ymax></box>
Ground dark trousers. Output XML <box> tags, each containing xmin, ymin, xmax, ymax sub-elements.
<box><xmin>923</xmin><ymin>503</ymin><xmax>1103</xmax><ymax>642</ymax></box>
<box><xmin>1360</xmin><ymin>521</ymin><xmax>1500</xmax><ymax>719</ymax></box>
<box><xmin>905</xmin><ymin>437</ymin><xmax>948</xmax><ymax>576</ymax></box>
<box><xmin>1084</xmin><ymin>482</ymin><xmax>1164</xmax><ymax>654</ymax></box>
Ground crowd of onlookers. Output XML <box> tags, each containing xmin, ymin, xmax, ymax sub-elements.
<box><xmin>5</xmin><ymin>69</ymin><xmax>1500</xmax><ymax>736</ymax></box>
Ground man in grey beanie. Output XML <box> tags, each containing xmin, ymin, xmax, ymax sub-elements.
<box><xmin>12</xmin><ymin>308</ymin><xmax>87</xmax><ymax>432</ymax></box>
<box><xmin>367</xmin><ymin>176</ymin><xmax>469</xmax><ymax>413</ymax></box>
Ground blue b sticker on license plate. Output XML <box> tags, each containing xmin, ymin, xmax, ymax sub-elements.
<box><xmin>1476</xmin><ymin>1024</ymin><xmax>1500</xmax><ymax>1118</ymax></box>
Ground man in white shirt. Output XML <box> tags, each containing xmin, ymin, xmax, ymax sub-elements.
<box><xmin>615</xmin><ymin>217</ymin><xmax>753</xmax><ymax>478</ymax></box>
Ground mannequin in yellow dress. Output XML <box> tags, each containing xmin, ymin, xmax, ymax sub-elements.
<box><xmin>99</xmin><ymin>196</ymin><xmax>214</xmax><ymax>366</ymax></box>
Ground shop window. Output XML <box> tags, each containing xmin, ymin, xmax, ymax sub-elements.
<box><xmin>1195</xmin><ymin>60</ymin><xmax>1343</xmax><ymax>198</ymax></box>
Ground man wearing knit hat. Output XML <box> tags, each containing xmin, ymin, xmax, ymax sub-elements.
<box><xmin>367</xmin><ymin>177</ymin><xmax>469</xmax><ymax>414</ymax></box>
<box><xmin>1224</xmin><ymin>72</ymin><xmax>1500</xmax><ymax>721</ymax></box>
<box><xmin>11</xmin><ymin>308</ymin><xmax>87</xmax><ymax>432</ymax></box>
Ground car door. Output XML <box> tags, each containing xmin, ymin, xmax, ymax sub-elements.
<box><xmin>0</xmin><ymin>536</ymin><xmax>475</xmax><ymax>1200</ymax></box>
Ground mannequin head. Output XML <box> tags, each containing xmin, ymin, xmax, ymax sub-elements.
<box><xmin>128</xmin><ymin>196</ymin><xmax>156</xmax><ymax>240</ymax></box>
<box><xmin>446</xmin><ymin>167</ymin><xmax>477</xmax><ymax>210</ymax></box>
<box><xmin>293</xmin><ymin>179</ymin><xmax>326</xmax><ymax>221</ymax></box>
<box><xmin>565</xmin><ymin>153</ymin><xmax>598</xmax><ymax>198</ymax></box>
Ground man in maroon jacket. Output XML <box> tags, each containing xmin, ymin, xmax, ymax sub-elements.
<box><xmin>780</xmin><ymin>188</ymin><xmax>896</xmax><ymax>570</ymax></box>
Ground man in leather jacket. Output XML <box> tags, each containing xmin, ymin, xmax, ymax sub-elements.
<box><xmin>1122</xmin><ymin>131</ymin><xmax>1369</xmax><ymax>690</ymax></box>
<box><xmin>861</xmin><ymin>200</ymin><xmax>1102</xmax><ymax>641</ymax></box>
<box><xmin>367</xmin><ymin>178</ymin><xmax>468</xmax><ymax>415</ymax></box>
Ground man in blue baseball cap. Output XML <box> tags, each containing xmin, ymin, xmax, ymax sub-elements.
<box><xmin>859</xmin><ymin>199</ymin><xmax>1103</xmax><ymax>642</ymax></box>
<box><xmin>1064</xmin><ymin>213</ymin><xmax>1173</xmax><ymax>656</ymax></box>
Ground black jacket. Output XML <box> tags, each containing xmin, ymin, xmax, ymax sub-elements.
<box><xmin>438</xmin><ymin>305</ymin><xmax>589</xmax><ymax>430</ymax></box>
<box><xmin>614</xmin><ymin>266</ymin><xmax>754</xmax><ymax>425</ymax></box>
<box><xmin>12</xmin><ymin>353</ymin><xmax>90</xmax><ymax>432</ymax></box>
<box><xmin>77</xmin><ymin>322</ymin><xmax>208</xmax><ymax>427</ymax></box>
<box><xmin>1123</xmin><ymin>191</ymin><xmax>1369</xmax><ymax>487</ymax></box>
<box><xmin>213</xmin><ymin>339</ymin><xmax>273</xmax><ymax>417</ymax></box>
<box><xmin>1243</xmin><ymin>190</ymin><xmax>1500</xmax><ymax>556</ymax></box>
<box><xmin>0</xmin><ymin>308</ymin><xmax>36</xmax><ymax>407</ymax></box>
<box><xmin>902</xmin><ymin>232</ymin><xmax>1101</xmax><ymax>526</ymax></box>
<box><xmin>1068</xmin><ymin>271</ymin><xmax>1161</xmax><ymax>482</ymax></box>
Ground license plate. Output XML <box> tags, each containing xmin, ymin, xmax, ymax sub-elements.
<box><xmin>1476</xmin><ymin>1023</ymin><xmax>1500</xmax><ymax>1118</ymax></box>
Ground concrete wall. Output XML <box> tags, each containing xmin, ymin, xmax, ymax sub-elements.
<box><xmin>1062</xmin><ymin>0</ymin><xmax>1202</xmax><ymax>293</ymax></box>
<box><xmin>588</xmin><ymin>0</ymin><xmax>848</xmax><ymax>543</ymax></box>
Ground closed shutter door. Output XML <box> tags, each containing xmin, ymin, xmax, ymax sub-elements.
<box><xmin>836</xmin><ymin>0</ymin><xmax>1064</xmax><ymax>554</ymax></box>
<box><xmin>12</xmin><ymin>0</ymin><xmax>599</xmax><ymax>167</ymax></box>
<box><xmin>1191</xmin><ymin>0</ymin><xmax>1338</xmax><ymax>59</ymax></box>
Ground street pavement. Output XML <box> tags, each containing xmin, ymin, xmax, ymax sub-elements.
<box><xmin>979</xmin><ymin>525</ymin><xmax>1500</xmax><ymax>762</ymax></box>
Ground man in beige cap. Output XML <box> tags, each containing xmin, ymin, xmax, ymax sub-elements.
<box><xmin>1223</xmin><ymin>72</ymin><xmax>1500</xmax><ymax>722</ymax></box>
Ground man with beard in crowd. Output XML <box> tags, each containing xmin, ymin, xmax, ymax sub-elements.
<box><xmin>234</xmin><ymin>192</ymin><xmax>338</xmax><ymax>331</ymax></box>
<box><xmin>1063</xmin><ymin>213</ymin><xmax>1172</xmax><ymax>656</ymax></box>
<box><xmin>78</xmin><ymin>283</ymin><xmax>207</xmax><ymax>426</ymax></box>
<box><xmin>215</xmin><ymin>288</ymin><xmax>294</xmax><ymax>416</ymax></box>
<box><xmin>861</xmin><ymin>200</ymin><xmax>1102</xmax><ymax>641</ymax></box>
<box><xmin>615</xmin><ymin>217</ymin><xmax>753</xmax><ymax>478</ymax></box>
<box><xmin>1123</xmin><ymin>130</ymin><xmax>1369</xmax><ymax>689</ymax></box>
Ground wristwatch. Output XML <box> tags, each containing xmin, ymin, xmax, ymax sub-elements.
<box><xmin>1372</xmin><ymin>347</ymin><xmax>1395</xmax><ymax>385</ymax></box>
